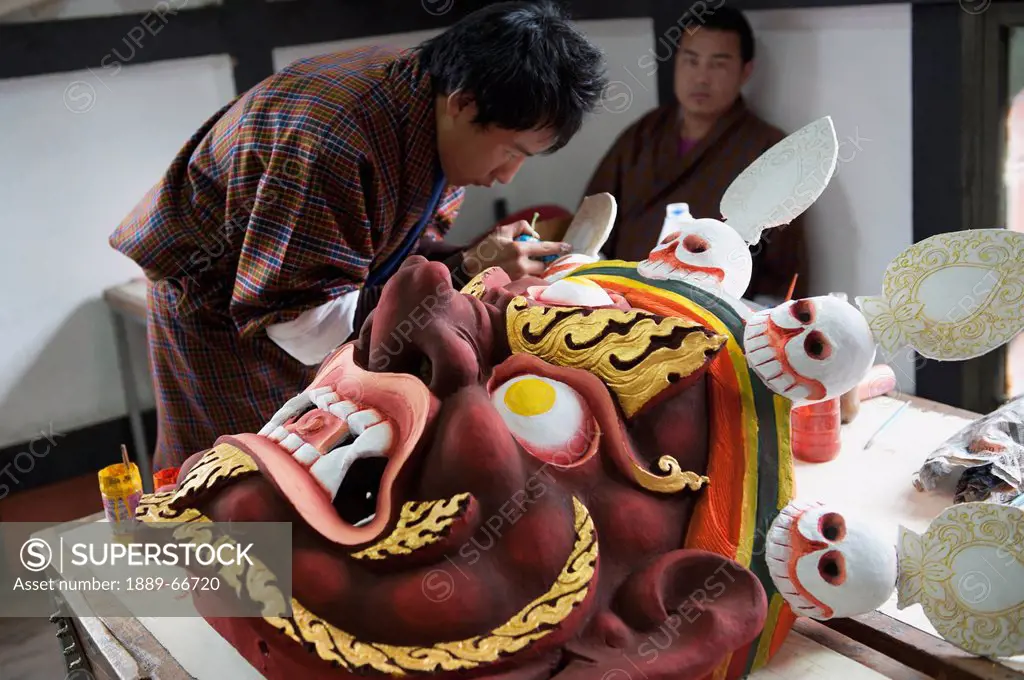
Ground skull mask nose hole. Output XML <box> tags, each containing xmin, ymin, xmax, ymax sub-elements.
<box><xmin>804</xmin><ymin>330</ymin><xmax>833</xmax><ymax>360</ymax></box>
<box><xmin>818</xmin><ymin>550</ymin><xmax>847</xmax><ymax>586</ymax></box>
<box><xmin>682</xmin><ymin>234</ymin><xmax>710</xmax><ymax>253</ymax></box>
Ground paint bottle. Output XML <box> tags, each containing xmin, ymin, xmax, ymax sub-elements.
<box><xmin>656</xmin><ymin>202</ymin><xmax>694</xmax><ymax>245</ymax></box>
<box><xmin>98</xmin><ymin>461</ymin><xmax>143</xmax><ymax>538</ymax></box>
<box><xmin>790</xmin><ymin>398</ymin><xmax>843</xmax><ymax>463</ymax></box>
<box><xmin>152</xmin><ymin>467</ymin><xmax>180</xmax><ymax>492</ymax></box>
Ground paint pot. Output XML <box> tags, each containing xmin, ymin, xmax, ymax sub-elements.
<box><xmin>791</xmin><ymin>398</ymin><xmax>842</xmax><ymax>463</ymax></box>
<box><xmin>98</xmin><ymin>462</ymin><xmax>143</xmax><ymax>538</ymax></box>
<box><xmin>153</xmin><ymin>467</ymin><xmax>180</xmax><ymax>492</ymax></box>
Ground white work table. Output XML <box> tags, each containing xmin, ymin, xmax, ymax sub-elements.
<box><xmin>41</xmin><ymin>395</ymin><xmax>1023</xmax><ymax>679</ymax></box>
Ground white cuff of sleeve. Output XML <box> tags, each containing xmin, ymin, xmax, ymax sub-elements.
<box><xmin>266</xmin><ymin>291</ymin><xmax>361</xmax><ymax>366</ymax></box>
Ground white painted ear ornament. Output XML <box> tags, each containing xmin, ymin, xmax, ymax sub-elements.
<box><xmin>719</xmin><ymin>116</ymin><xmax>839</xmax><ymax>246</ymax></box>
<box><xmin>767</xmin><ymin>499</ymin><xmax>1024</xmax><ymax>660</ymax></box>
<box><xmin>562</xmin><ymin>193</ymin><xmax>617</xmax><ymax>258</ymax></box>
<box><xmin>855</xmin><ymin>228</ymin><xmax>1024</xmax><ymax>361</ymax></box>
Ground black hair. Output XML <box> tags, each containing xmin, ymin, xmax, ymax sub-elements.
<box><xmin>680</xmin><ymin>6</ymin><xmax>755</xmax><ymax>63</ymax></box>
<box><xmin>416</xmin><ymin>1</ymin><xmax>607</xmax><ymax>153</ymax></box>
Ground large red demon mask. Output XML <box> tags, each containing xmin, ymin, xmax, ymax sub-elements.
<box><xmin>138</xmin><ymin>257</ymin><xmax>769</xmax><ymax>680</ymax></box>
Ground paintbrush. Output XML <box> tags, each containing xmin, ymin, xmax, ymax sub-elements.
<box><xmin>120</xmin><ymin>443</ymin><xmax>131</xmax><ymax>472</ymax></box>
<box><xmin>784</xmin><ymin>274</ymin><xmax>799</xmax><ymax>303</ymax></box>
<box><xmin>863</xmin><ymin>401</ymin><xmax>910</xmax><ymax>450</ymax></box>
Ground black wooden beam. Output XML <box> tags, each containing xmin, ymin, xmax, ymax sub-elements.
<box><xmin>222</xmin><ymin>0</ymin><xmax>275</xmax><ymax>93</ymax></box>
<box><xmin>0</xmin><ymin>0</ymin><xmax>967</xmax><ymax>84</ymax></box>
<box><xmin>911</xmin><ymin>2</ymin><xmax>966</xmax><ymax>408</ymax></box>
<box><xmin>0</xmin><ymin>7</ymin><xmax>225</xmax><ymax>80</ymax></box>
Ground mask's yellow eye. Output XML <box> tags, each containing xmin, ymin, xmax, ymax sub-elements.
<box><xmin>503</xmin><ymin>377</ymin><xmax>556</xmax><ymax>417</ymax></box>
<box><xmin>491</xmin><ymin>374</ymin><xmax>598</xmax><ymax>466</ymax></box>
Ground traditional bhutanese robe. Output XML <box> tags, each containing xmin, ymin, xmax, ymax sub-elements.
<box><xmin>109</xmin><ymin>47</ymin><xmax>464</xmax><ymax>469</ymax></box>
<box><xmin>585</xmin><ymin>98</ymin><xmax>808</xmax><ymax>301</ymax></box>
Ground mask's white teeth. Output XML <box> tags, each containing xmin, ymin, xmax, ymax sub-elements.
<box><xmin>313</xmin><ymin>389</ymin><xmax>340</xmax><ymax>410</ymax></box>
<box><xmin>308</xmin><ymin>422</ymin><xmax>394</xmax><ymax>501</ymax></box>
<box><xmin>280</xmin><ymin>433</ymin><xmax>304</xmax><ymax>453</ymax></box>
<box><xmin>745</xmin><ymin>332</ymin><xmax>770</xmax><ymax>352</ymax></box>
<box><xmin>293</xmin><ymin>442</ymin><xmax>321</xmax><ymax>466</ymax></box>
<box><xmin>347</xmin><ymin>409</ymin><xmax>383</xmax><ymax>436</ymax></box>
<box><xmin>354</xmin><ymin>513</ymin><xmax>376</xmax><ymax>527</ymax></box>
<box><xmin>769</xmin><ymin>374</ymin><xmax>796</xmax><ymax>392</ymax></box>
<box><xmin>350</xmin><ymin>421</ymin><xmax>392</xmax><ymax>453</ymax></box>
<box><xmin>756</xmin><ymin>359</ymin><xmax>784</xmax><ymax>380</ymax></box>
<box><xmin>748</xmin><ymin>347</ymin><xmax>777</xmax><ymax>367</ymax></box>
<box><xmin>258</xmin><ymin>392</ymin><xmax>312</xmax><ymax>436</ymax></box>
<box><xmin>784</xmin><ymin>384</ymin><xmax>812</xmax><ymax>402</ymax></box>
<box><xmin>268</xmin><ymin>426</ymin><xmax>289</xmax><ymax>443</ymax></box>
<box><xmin>328</xmin><ymin>400</ymin><xmax>360</xmax><ymax>419</ymax></box>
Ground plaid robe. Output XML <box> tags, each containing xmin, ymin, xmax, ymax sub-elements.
<box><xmin>110</xmin><ymin>48</ymin><xmax>464</xmax><ymax>469</ymax></box>
<box><xmin>587</xmin><ymin>97</ymin><xmax>808</xmax><ymax>300</ymax></box>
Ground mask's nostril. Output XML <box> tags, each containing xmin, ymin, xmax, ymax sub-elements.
<box><xmin>418</xmin><ymin>356</ymin><xmax>433</xmax><ymax>386</ymax></box>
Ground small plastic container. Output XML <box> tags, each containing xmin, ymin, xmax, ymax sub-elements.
<box><xmin>791</xmin><ymin>398</ymin><xmax>842</xmax><ymax>463</ymax></box>
<box><xmin>98</xmin><ymin>462</ymin><xmax>144</xmax><ymax>538</ymax></box>
<box><xmin>153</xmin><ymin>467</ymin><xmax>180</xmax><ymax>492</ymax></box>
<box><xmin>656</xmin><ymin>202</ymin><xmax>694</xmax><ymax>244</ymax></box>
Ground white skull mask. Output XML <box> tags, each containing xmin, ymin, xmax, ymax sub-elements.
<box><xmin>637</xmin><ymin>218</ymin><xmax>752</xmax><ymax>298</ymax></box>
<box><xmin>766</xmin><ymin>500</ymin><xmax>897</xmax><ymax>620</ymax></box>
<box><xmin>744</xmin><ymin>295</ymin><xmax>876</xmax><ymax>404</ymax></box>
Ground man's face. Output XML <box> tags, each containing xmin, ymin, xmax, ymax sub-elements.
<box><xmin>437</xmin><ymin>93</ymin><xmax>556</xmax><ymax>187</ymax></box>
<box><xmin>673</xmin><ymin>29</ymin><xmax>753</xmax><ymax>120</ymax></box>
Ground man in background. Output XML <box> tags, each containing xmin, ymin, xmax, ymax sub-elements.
<box><xmin>586</xmin><ymin>7</ymin><xmax>808</xmax><ymax>303</ymax></box>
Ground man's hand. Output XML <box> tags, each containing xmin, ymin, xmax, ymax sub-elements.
<box><xmin>462</xmin><ymin>220</ymin><xmax>571</xmax><ymax>280</ymax></box>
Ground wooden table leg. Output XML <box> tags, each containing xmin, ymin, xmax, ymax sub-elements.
<box><xmin>110</xmin><ymin>309</ymin><xmax>152</xmax><ymax>492</ymax></box>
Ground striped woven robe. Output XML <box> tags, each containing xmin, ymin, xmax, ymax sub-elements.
<box><xmin>586</xmin><ymin>97</ymin><xmax>809</xmax><ymax>301</ymax></box>
<box><xmin>110</xmin><ymin>48</ymin><xmax>464</xmax><ymax>469</ymax></box>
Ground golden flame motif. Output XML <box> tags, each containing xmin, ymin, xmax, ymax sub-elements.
<box><xmin>266</xmin><ymin>497</ymin><xmax>597</xmax><ymax>674</ymax></box>
<box><xmin>168</xmin><ymin>444</ymin><xmax>259</xmax><ymax>511</ymax></box>
<box><xmin>631</xmin><ymin>456</ymin><xmax>710</xmax><ymax>494</ymax></box>
<box><xmin>352</xmin><ymin>493</ymin><xmax>472</xmax><ymax>560</ymax></box>
<box><xmin>504</xmin><ymin>296</ymin><xmax>726</xmax><ymax>420</ymax></box>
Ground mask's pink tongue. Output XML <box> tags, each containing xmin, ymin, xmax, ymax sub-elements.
<box><xmin>286</xmin><ymin>410</ymin><xmax>349</xmax><ymax>458</ymax></box>
<box><xmin>220</xmin><ymin>344</ymin><xmax>432</xmax><ymax>547</ymax></box>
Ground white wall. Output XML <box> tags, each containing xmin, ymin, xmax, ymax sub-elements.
<box><xmin>0</xmin><ymin>54</ymin><xmax>236</xmax><ymax>447</ymax></box>
<box><xmin>0</xmin><ymin>3</ymin><xmax>914</xmax><ymax>448</ymax></box>
<box><xmin>272</xmin><ymin>18</ymin><xmax>660</xmax><ymax>243</ymax></box>
<box><xmin>744</xmin><ymin>5</ymin><xmax>915</xmax><ymax>393</ymax></box>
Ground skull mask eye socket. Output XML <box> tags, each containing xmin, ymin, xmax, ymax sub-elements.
<box><xmin>804</xmin><ymin>330</ymin><xmax>833</xmax><ymax>361</ymax></box>
<box><xmin>791</xmin><ymin>299</ymin><xmax>815</xmax><ymax>324</ymax></box>
<box><xmin>818</xmin><ymin>512</ymin><xmax>846</xmax><ymax>542</ymax></box>
<box><xmin>817</xmin><ymin>550</ymin><xmax>847</xmax><ymax>586</ymax></box>
<box><xmin>682</xmin><ymin>234</ymin><xmax>710</xmax><ymax>253</ymax></box>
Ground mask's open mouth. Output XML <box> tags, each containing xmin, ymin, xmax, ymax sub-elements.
<box><xmin>263</xmin><ymin>391</ymin><xmax>394</xmax><ymax>528</ymax></box>
<box><xmin>235</xmin><ymin>344</ymin><xmax>435</xmax><ymax>547</ymax></box>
